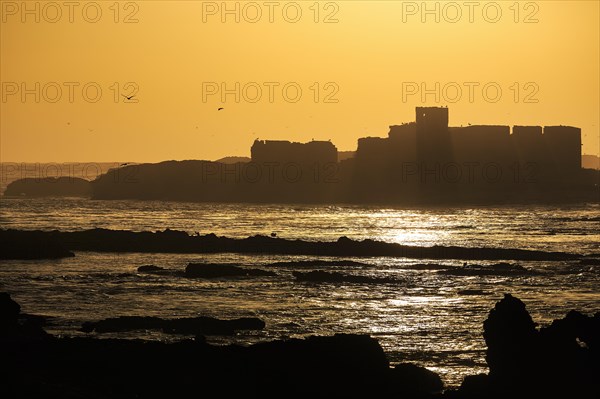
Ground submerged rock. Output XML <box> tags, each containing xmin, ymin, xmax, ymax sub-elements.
<box><xmin>185</xmin><ymin>263</ymin><xmax>276</xmax><ymax>278</ymax></box>
<box><xmin>405</xmin><ymin>263</ymin><xmax>454</xmax><ymax>270</ymax></box>
<box><xmin>579</xmin><ymin>258</ymin><xmax>600</xmax><ymax>266</ymax></box>
<box><xmin>439</xmin><ymin>263</ymin><xmax>538</xmax><ymax>276</ymax></box>
<box><xmin>267</xmin><ymin>259</ymin><xmax>368</xmax><ymax>267</ymax></box>
<box><xmin>137</xmin><ymin>265</ymin><xmax>167</xmax><ymax>273</ymax></box>
<box><xmin>292</xmin><ymin>270</ymin><xmax>401</xmax><ymax>284</ymax></box>
<box><xmin>457</xmin><ymin>289</ymin><xmax>489</xmax><ymax>296</ymax></box>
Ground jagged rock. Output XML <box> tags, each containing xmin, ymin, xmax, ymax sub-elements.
<box><xmin>459</xmin><ymin>293</ymin><xmax>600</xmax><ymax>397</ymax></box>
<box><xmin>483</xmin><ymin>294</ymin><xmax>538</xmax><ymax>385</ymax></box>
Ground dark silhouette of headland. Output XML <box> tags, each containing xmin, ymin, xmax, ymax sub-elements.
<box><xmin>3</xmin><ymin>176</ymin><xmax>91</xmax><ymax>198</ymax></box>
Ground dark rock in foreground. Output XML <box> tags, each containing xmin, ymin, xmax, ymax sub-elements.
<box><xmin>2</xmin><ymin>291</ymin><xmax>599</xmax><ymax>398</ymax></box>
<box><xmin>450</xmin><ymin>294</ymin><xmax>600</xmax><ymax>398</ymax></box>
<box><xmin>1</xmin><ymin>290</ymin><xmax>425</xmax><ymax>398</ymax></box>
<box><xmin>293</xmin><ymin>270</ymin><xmax>401</xmax><ymax>285</ymax></box>
<box><xmin>0</xmin><ymin>229</ymin><xmax>75</xmax><ymax>260</ymax></box>
<box><xmin>0</xmin><ymin>292</ymin><xmax>21</xmax><ymax>326</ymax></box>
<box><xmin>483</xmin><ymin>294</ymin><xmax>538</xmax><ymax>385</ymax></box>
<box><xmin>389</xmin><ymin>363</ymin><xmax>444</xmax><ymax>395</ymax></box>
<box><xmin>185</xmin><ymin>263</ymin><xmax>277</xmax><ymax>278</ymax></box>
<box><xmin>81</xmin><ymin>315</ymin><xmax>265</xmax><ymax>335</ymax></box>
<box><xmin>0</xmin><ymin>293</ymin><xmax>50</xmax><ymax>342</ymax></box>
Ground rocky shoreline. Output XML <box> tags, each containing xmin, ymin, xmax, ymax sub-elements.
<box><xmin>0</xmin><ymin>228</ymin><xmax>581</xmax><ymax>261</ymax></box>
<box><xmin>2</xmin><ymin>292</ymin><xmax>598</xmax><ymax>398</ymax></box>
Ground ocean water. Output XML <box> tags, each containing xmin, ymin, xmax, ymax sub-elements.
<box><xmin>1</xmin><ymin>198</ymin><xmax>599</xmax><ymax>387</ymax></box>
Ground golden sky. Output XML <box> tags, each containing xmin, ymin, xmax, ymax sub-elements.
<box><xmin>1</xmin><ymin>0</ymin><xmax>599</xmax><ymax>162</ymax></box>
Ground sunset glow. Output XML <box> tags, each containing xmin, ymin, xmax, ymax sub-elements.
<box><xmin>2</xmin><ymin>1</ymin><xmax>598</xmax><ymax>161</ymax></box>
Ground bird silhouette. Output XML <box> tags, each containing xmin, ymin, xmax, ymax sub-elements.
<box><xmin>120</xmin><ymin>163</ymin><xmax>129</xmax><ymax>166</ymax></box>
<box><xmin>218</xmin><ymin>107</ymin><xmax>224</xmax><ymax>111</ymax></box>
<box><xmin>122</xmin><ymin>94</ymin><xmax>136</xmax><ymax>100</ymax></box>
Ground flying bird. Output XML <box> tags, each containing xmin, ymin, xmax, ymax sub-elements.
<box><xmin>122</xmin><ymin>94</ymin><xmax>136</xmax><ymax>100</ymax></box>
<box><xmin>120</xmin><ymin>163</ymin><xmax>129</xmax><ymax>166</ymax></box>
<box><xmin>218</xmin><ymin>107</ymin><xmax>224</xmax><ymax>111</ymax></box>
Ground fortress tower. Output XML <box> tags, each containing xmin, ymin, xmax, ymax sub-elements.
<box><xmin>415</xmin><ymin>107</ymin><xmax>452</xmax><ymax>163</ymax></box>
<box><xmin>416</xmin><ymin>107</ymin><xmax>449</xmax><ymax>136</ymax></box>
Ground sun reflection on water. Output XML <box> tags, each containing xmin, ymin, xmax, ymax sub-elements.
<box><xmin>1</xmin><ymin>201</ymin><xmax>599</xmax><ymax>387</ymax></box>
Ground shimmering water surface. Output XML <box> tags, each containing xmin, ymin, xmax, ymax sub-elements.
<box><xmin>1</xmin><ymin>198</ymin><xmax>599</xmax><ymax>387</ymax></box>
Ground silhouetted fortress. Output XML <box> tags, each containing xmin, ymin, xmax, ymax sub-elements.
<box><xmin>348</xmin><ymin>107</ymin><xmax>586</xmax><ymax>202</ymax></box>
<box><xmin>251</xmin><ymin>140</ymin><xmax>338</xmax><ymax>165</ymax></box>
<box><xmin>88</xmin><ymin>107</ymin><xmax>597</xmax><ymax>204</ymax></box>
<box><xmin>356</xmin><ymin>107</ymin><xmax>581</xmax><ymax>176</ymax></box>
